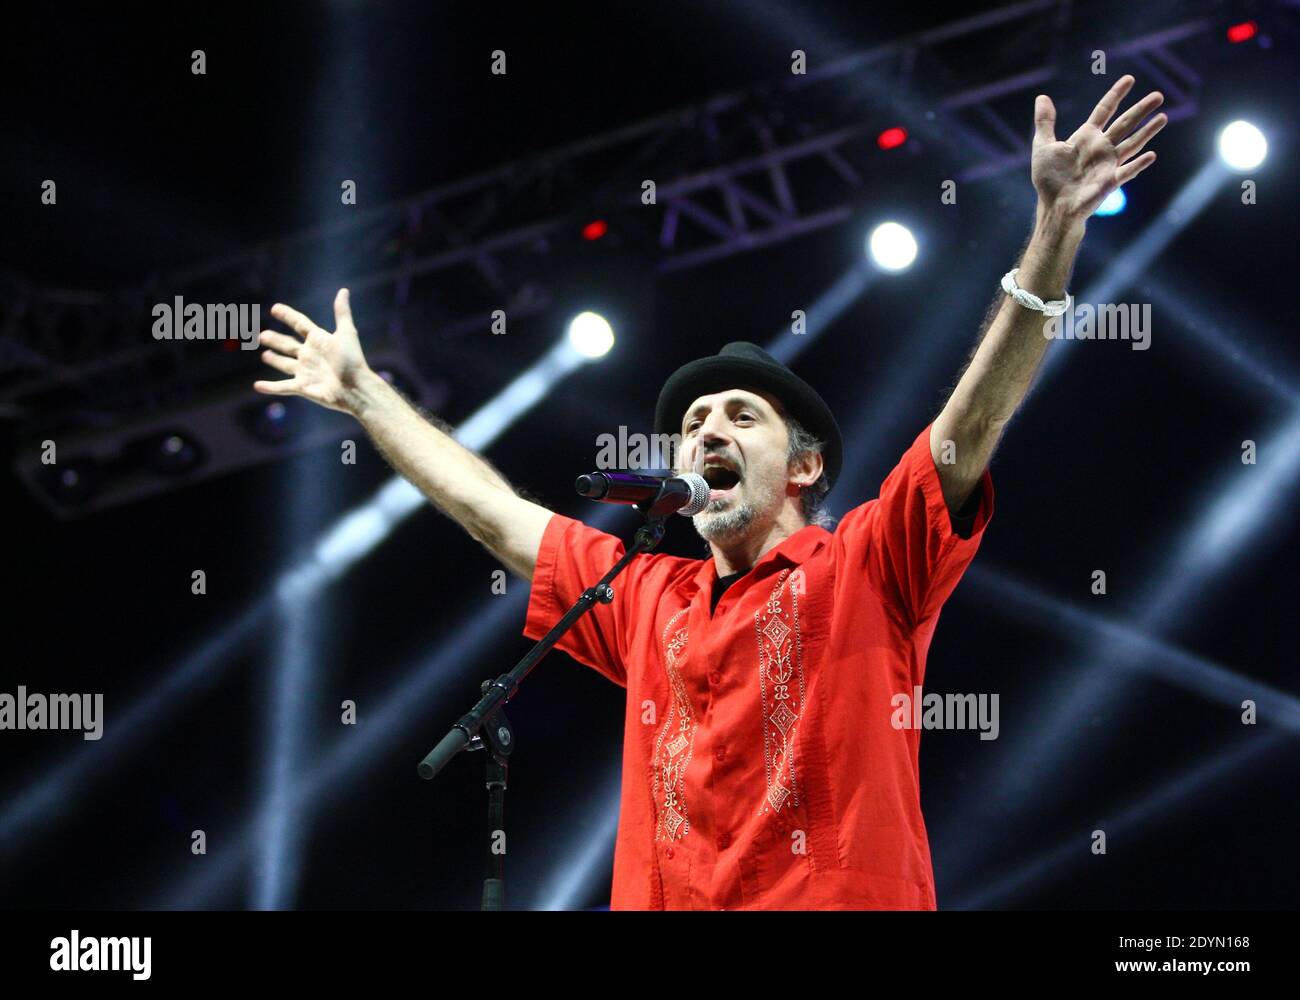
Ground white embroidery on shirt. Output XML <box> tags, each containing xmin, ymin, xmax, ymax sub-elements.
<box><xmin>652</xmin><ymin>608</ymin><xmax>696</xmax><ymax>841</ymax></box>
<box><xmin>756</xmin><ymin>568</ymin><xmax>806</xmax><ymax>815</ymax></box>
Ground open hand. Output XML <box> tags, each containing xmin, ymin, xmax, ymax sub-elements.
<box><xmin>1031</xmin><ymin>74</ymin><xmax>1166</xmax><ymax>221</ymax></box>
<box><xmin>253</xmin><ymin>288</ymin><xmax>371</xmax><ymax>415</ymax></box>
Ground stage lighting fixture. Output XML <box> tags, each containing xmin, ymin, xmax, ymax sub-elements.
<box><xmin>866</xmin><ymin>222</ymin><xmax>918</xmax><ymax>272</ymax></box>
<box><xmin>238</xmin><ymin>398</ymin><xmax>300</xmax><ymax>445</ymax></box>
<box><xmin>581</xmin><ymin>219</ymin><xmax>608</xmax><ymax>241</ymax></box>
<box><xmin>1095</xmin><ymin>187</ymin><xmax>1127</xmax><ymax>216</ymax></box>
<box><xmin>1217</xmin><ymin>120</ymin><xmax>1267</xmax><ymax>171</ymax></box>
<box><xmin>140</xmin><ymin>431</ymin><xmax>206</xmax><ymax>476</ymax></box>
<box><xmin>1226</xmin><ymin>21</ymin><xmax>1258</xmax><ymax>43</ymax></box>
<box><xmin>567</xmin><ymin>311</ymin><xmax>615</xmax><ymax>358</ymax></box>
<box><xmin>876</xmin><ymin>127</ymin><xmax>907</xmax><ymax>150</ymax></box>
<box><xmin>36</xmin><ymin>455</ymin><xmax>101</xmax><ymax>508</ymax></box>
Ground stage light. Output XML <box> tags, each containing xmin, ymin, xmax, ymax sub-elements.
<box><xmin>581</xmin><ymin>219</ymin><xmax>608</xmax><ymax>241</ymax></box>
<box><xmin>866</xmin><ymin>222</ymin><xmax>918</xmax><ymax>272</ymax></box>
<box><xmin>567</xmin><ymin>311</ymin><xmax>615</xmax><ymax>358</ymax></box>
<box><xmin>36</xmin><ymin>456</ymin><xmax>101</xmax><ymax>507</ymax></box>
<box><xmin>876</xmin><ymin>127</ymin><xmax>907</xmax><ymax>150</ymax></box>
<box><xmin>238</xmin><ymin>398</ymin><xmax>299</xmax><ymax>444</ymax></box>
<box><xmin>139</xmin><ymin>431</ymin><xmax>205</xmax><ymax>475</ymax></box>
<box><xmin>1094</xmin><ymin>187</ymin><xmax>1127</xmax><ymax>216</ymax></box>
<box><xmin>1226</xmin><ymin>21</ymin><xmax>1257</xmax><ymax>43</ymax></box>
<box><xmin>1217</xmin><ymin>120</ymin><xmax>1267</xmax><ymax>171</ymax></box>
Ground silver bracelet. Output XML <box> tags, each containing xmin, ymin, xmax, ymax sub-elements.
<box><xmin>1000</xmin><ymin>268</ymin><xmax>1072</xmax><ymax>317</ymax></box>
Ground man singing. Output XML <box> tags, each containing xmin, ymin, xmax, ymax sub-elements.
<box><xmin>254</xmin><ymin>76</ymin><xmax>1164</xmax><ymax>908</ymax></box>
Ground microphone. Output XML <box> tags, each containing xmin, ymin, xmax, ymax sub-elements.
<box><xmin>575</xmin><ymin>471</ymin><xmax>711</xmax><ymax>516</ymax></box>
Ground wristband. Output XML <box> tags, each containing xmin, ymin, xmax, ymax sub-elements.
<box><xmin>1000</xmin><ymin>268</ymin><xmax>1072</xmax><ymax>317</ymax></box>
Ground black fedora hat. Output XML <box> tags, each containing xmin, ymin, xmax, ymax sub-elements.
<box><xmin>654</xmin><ymin>341</ymin><xmax>842</xmax><ymax>491</ymax></box>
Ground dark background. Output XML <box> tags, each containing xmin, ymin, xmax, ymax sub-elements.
<box><xmin>1</xmin><ymin>0</ymin><xmax>1296</xmax><ymax>910</ymax></box>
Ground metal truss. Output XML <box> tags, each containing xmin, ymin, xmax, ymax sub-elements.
<box><xmin>4</xmin><ymin>0</ymin><xmax>1252</xmax><ymax>514</ymax></box>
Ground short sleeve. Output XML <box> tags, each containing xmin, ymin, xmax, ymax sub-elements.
<box><xmin>834</xmin><ymin>422</ymin><xmax>994</xmax><ymax>629</ymax></box>
<box><xmin>523</xmin><ymin>513</ymin><xmax>661</xmax><ymax>688</ymax></box>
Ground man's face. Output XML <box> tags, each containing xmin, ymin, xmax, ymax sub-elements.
<box><xmin>675</xmin><ymin>387</ymin><xmax>792</xmax><ymax>543</ymax></box>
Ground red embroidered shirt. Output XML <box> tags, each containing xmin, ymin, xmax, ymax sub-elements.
<box><xmin>523</xmin><ymin>423</ymin><xmax>994</xmax><ymax>909</ymax></box>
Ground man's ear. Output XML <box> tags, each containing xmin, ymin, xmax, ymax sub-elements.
<box><xmin>788</xmin><ymin>449</ymin><xmax>824</xmax><ymax>488</ymax></box>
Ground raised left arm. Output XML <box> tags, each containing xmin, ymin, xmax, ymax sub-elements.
<box><xmin>931</xmin><ymin>74</ymin><xmax>1166</xmax><ymax>513</ymax></box>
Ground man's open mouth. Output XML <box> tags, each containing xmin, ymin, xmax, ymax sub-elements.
<box><xmin>700</xmin><ymin>460</ymin><xmax>741</xmax><ymax>500</ymax></box>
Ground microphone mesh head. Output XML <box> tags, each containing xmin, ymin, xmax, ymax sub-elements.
<box><xmin>676</xmin><ymin>473</ymin><xmax>711</xmax><ymax>517</ymax></box>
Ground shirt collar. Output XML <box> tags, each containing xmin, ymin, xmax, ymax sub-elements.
<box><xmin>692</xmin><ymin>523</ymin><xmax>830</xmax><ymax>591</ymax></box>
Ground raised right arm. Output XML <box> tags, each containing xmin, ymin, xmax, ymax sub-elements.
<box><xmin>254</xmin><ymin>288</ymin><xmax>553</xmax><ymax>581</ymax></box>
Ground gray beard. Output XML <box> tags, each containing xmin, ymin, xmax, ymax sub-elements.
<box><xmin>692</xmin><ymin>499</ymin><xmax>756</xmax><ymax>542</ymax></box>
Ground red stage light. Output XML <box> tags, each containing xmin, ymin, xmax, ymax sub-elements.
<box><xmin>581</xmin><ymin>219</ymin><xmax>608</xmax><ymax>241</ymax></box>
<box><xmin>1226</xmin><ymin>21</ymin><xmax>1257</xmax><ymax>43</ymax></box>
<box><xmin>877</xmin><ymin>127</ymin><xmax>907</xmax><ymax>150</ymax></box>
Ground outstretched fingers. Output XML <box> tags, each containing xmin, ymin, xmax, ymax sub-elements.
<box><xmin>333</xmin><ymin>287</ymin><xmax>357</xmax><ymax>337</ymax></box>
<box><xmin>258</xmin><ymin>330</ymin><xmax>301</xmax><ymax>357</ymax></box>
<box><xmin>253</xmin><ymin>376</ymin><xmax>300</xmax><ymax>395</ymax></box>
<box><xmin>1105</xmin><ymin>90</ymin><xmax>1164</xmax><ymax>144</ymax></box>
<box><xmin>1085</xmin><ymin>74</ymin><xmax>1136</xmax><ymax>130</ymax></box>
<box><xmin>1116</xmin><ymin>150</ymin><xmax>1157</xmax><ymax>186</ymax></box>
<box><xmin>1115</xmin><ymin>112</ymin><xmax>1167</xmax><ymax>164</ymax></box>
<box><xmin>260</xmin><ymin>349</ymin><xmax>297</xmax><ymax>376</ymax></box>
<box><xmin>1033</xmin><ymin>94</ymin><xmax>1057</xmax><ymax>146</ymax></box>
<box><xmin>269</xmin><ymin>302</ymin><xmax>320</xmax><ymax>339</ymax></box>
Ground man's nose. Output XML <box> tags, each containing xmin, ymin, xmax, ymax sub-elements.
<box><xmin>698</xmin><ymin>408</ymin><xmax>735</xmax><ymax>445</ymax></box>
<box><xmin>698</xmin><ymin>428</ymin><xmax>733</xmax><ymax>458</ymax></box>
<box><xmin>695</xmin><ymin>441</ymin><xmax>732</xmax><ymax>472</ymax></box>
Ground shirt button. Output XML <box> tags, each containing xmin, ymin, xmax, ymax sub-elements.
<box><xmin>717</xmin><ymin>832</ymin><xmax>731</xmax><ymax>850</ymax></box>
<box><xmin>665</xmin><ymin>846</ymin><xmax>675</xmax><ymax>859</ymax></box>
<box><xmin>714</xmin><ymin>745</ymin><xmax>726</xmax><ymax>761</ymax></box>
<box><xmin>708</xmin><ymin>670</ymin><xmax>722</xmax><ymax>685</ymax></box>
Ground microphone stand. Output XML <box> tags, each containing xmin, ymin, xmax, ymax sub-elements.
<box><xmin>417</xmin><ymin>502</ymin><xmax>671</xmax><ymax>911</ymax></box>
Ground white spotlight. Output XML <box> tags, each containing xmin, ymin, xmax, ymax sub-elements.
<box><xmin>567</xmin><ymin>311</ymin><xmax>615</xmax><ymax>358</ymax></box>
<box><xmin>867</xmin><ymin>222</ymin><xmax>918</xmax><ymax>272</ymax></box>
<box><xmin>1217</xmin><ymin>120</ymin><xmax>1267</xmax><ymax>171</ymax></box>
